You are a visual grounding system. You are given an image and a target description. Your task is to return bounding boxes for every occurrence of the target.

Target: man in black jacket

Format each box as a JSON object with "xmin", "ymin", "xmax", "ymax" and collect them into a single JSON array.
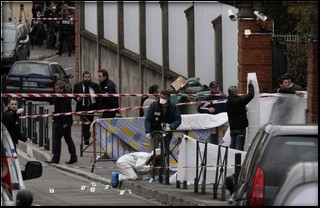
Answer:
[
  {"xmin": 226, "ymin": 80, "xmax": 254, "ymax": 151},
  {"xmin": 144, "ymin": 89, "xmax": 182, "ymax": 152},
  {"xmin": 46, "ymin": 82, "xmax": 77, "ymax": 164},
  {"xmin": 97, "ymin": 69, "xmax": 119, "ymax": 118},
  {"xmin": 73, "ymin": 71, "xmax": 101, "ymax": 145},
  {"xmin": 2, "ymin": 97, "xmax": 30, "ymax": 149}
]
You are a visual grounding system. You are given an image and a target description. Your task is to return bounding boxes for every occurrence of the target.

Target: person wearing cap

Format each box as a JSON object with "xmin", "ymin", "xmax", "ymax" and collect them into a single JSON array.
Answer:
[
  {"xmin": 198, "ymin": 81, "xmax": 227, "ymax": 115},
  {"xmin": 111, "ymin": 149, "xmax": 161, "ymax": 188}
]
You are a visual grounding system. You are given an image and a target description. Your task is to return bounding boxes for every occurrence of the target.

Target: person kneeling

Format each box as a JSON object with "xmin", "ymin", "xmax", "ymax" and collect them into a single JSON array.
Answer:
[{"xmin": 111, "ymin": 149, "xmax": 161, "ymax": 188}]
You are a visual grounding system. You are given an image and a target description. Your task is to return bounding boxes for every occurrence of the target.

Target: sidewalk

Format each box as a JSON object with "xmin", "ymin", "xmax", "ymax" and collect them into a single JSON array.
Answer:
[{"xmin": 17, "ymin": 47, "xmax": 230, "ymax": 206}]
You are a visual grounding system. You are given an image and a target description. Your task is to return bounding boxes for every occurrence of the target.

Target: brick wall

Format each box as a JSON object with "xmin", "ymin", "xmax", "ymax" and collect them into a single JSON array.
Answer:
[
  {"xmin": 307, "ymin": 40, "xmax": 318, "ymax": 124},
  {"xmin": 238, "ymin": 20, "xmax": 274, "ymax": 94}
]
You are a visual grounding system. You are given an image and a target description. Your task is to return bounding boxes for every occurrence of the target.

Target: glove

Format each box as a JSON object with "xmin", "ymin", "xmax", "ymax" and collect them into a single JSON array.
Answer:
[
  {"xmin": 16, "ymin": 108, "xmax": 24, "ymax": 114},
  {"xmin": 145, "ymin": 133, "xmax": 151, "ymax": 140},
  {"xmin": 163, "ymin": 123, "xmax": 171, "ymax": 131}
]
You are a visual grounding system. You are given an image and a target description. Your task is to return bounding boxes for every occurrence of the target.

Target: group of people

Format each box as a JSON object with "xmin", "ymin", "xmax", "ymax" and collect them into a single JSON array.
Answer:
[
  {"xmin": 1, "ymin": 69, "xmax": 305, "ymax": 186},
  {"xmin": 31, "ymin": 1, "xmax": 75, "ymax": 56},
  {"xmin": 46, "ymin": 69, "xmax": 118, "ymax": 164}
]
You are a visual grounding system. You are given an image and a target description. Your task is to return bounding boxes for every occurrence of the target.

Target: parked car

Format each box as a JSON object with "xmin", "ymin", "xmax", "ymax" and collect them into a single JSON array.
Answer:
[
  {"xmin": 1, "ymin": 22, "xmax": 30, "ymax": 75},
  {"xmin": 1, "ymin": 122, "xmax": 43, "ymax": 206},
  {"xmin": 272, "ymin": 161, "xmax": 318, "ymax": 206},
  {"xmin": 5, "ymin": 60, "xmax": 73, "ymax": 104},
  {"xmin": 227, "ymin": 123, "xmax": 318, "ymax": 206}
]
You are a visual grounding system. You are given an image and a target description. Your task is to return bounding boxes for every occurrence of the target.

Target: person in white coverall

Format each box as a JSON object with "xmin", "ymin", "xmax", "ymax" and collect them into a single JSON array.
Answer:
[{"xmin": 111, "ymin": 149, "xmax": 161, "ymax": 188}]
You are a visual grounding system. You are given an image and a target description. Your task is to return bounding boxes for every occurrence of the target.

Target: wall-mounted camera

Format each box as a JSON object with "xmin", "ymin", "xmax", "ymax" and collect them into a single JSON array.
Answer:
[
  {"xmin": 228, "ymin": 9, "xmax": 237, "ymax": 21},
  {"xmin": 254, "ymin": 10, "xmax": 268, "ymax": 21}
]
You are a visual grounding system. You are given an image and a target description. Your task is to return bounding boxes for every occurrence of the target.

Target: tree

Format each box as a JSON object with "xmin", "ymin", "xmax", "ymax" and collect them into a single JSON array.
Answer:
[{"xmin": 256, "ymin": 1, "xmax": 317, "ymax": 88}]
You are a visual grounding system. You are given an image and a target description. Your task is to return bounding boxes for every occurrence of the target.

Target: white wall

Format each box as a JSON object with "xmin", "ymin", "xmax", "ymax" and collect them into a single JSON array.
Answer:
[
  {"xmin": 103, "ymin": 1, "xmax": 118, "ymax": 44},
  {"xmin": 124, "ymin": 1, "xmax": 139, "ymax": 54},
  {"xmin": 168, "ymin": 2, "xmax": 191, "ymax": 78},
  {"xmin": 83, "ymin": 1, "xmax": 238, "ymax": 93},
  {"xmin": 84, "ymin": 1, "xmax": 97, "ymax": 35},
  {"xmin": 145, "ymin": 2, "xmax": 162, "ymax": 66}
]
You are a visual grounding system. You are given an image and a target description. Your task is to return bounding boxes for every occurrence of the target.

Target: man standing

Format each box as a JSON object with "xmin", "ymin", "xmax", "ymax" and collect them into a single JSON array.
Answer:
[
  {"xmin": 97, "ymin": 69, "xmax": 119, "ymax": 118},
  {"xmin": 144, "ymin": 89, "xmax": 182, "ymax": 153},
  {"xmin": 2, "ymin": 97, "xmax": 30, "ymax": 149},
  {"xmin": 226, "ymin": 80, "xmax": 254, "ymax": 151},
  {"xmin": 198, "ymin": 81, "xmax": 227, "ymax": 115},
  {"xmin": 44, "ymin": 5, "xmax": 59, "ymax": 49},
  {"xmin": 142, "ymin": 84, "xmax": 160, "ymax": 116},
  {"xmin": 57, "ymin": 4, "xmax": 73, "ymax": 56},
  {"xmin": 73, "ymin": 71, "xmax": 101, "ymax": 145},
  {"xmin": 46, "ymin": 82, "xmax": 77, "ymax": 164}
]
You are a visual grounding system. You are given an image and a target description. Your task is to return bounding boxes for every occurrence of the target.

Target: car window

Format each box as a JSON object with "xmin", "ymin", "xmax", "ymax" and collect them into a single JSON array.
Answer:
[
  {"xmin": 52, "ymin": 64, "xmax": 67, "ymax": 79},
  {"xmin": 2, "ymin": 29, "xmax": 17, "ymax": 43},
  {"xmin": 238, "ymin": 130, "xmax": 268, "ymax": 183},
  {"xmin": 261, "ymin": 136, "xmax": 318, "ymax": 186},
  {"xmin": 10, "ymin": 63, "xmax": 50, "ymax": 76}
]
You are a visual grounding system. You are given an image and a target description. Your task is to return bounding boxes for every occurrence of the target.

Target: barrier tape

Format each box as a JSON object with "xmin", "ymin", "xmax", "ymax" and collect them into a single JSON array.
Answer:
[
  {"xmin": 18, "ymin": 99, "xmax": 227, "ymax": 120},
  {"xmin": 9, "ymin": 17, "xmax": 73, "ymax": 21},
  {"xmin": 2, "ymin": 93, "xmax": 224, "ymax": 98}
]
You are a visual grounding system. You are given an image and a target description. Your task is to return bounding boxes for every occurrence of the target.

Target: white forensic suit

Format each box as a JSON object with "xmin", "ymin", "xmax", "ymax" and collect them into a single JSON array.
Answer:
[{"xmin": 116, "ymin": 149, "xmax": 161, "ymax": 182}]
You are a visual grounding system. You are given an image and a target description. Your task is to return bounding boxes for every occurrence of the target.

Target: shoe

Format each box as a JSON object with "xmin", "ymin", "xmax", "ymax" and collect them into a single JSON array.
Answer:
[
  {"xmin": 68, "ymin": 52, "xmax": 71, "ymax": 57},
  {"xmin": 65, "ymin": 159, "xmax": 77, "ymax": 164},
  {"xmin": 84, "ymin": 140, "xmax": 89, "ymax": 145},
  {"xmin": 111, "ymin": 172, "xmax": 119, "ymax": 188},
  {"xmin": 46, "ymin": 160, "xmax": 59, "ymax": 164}
]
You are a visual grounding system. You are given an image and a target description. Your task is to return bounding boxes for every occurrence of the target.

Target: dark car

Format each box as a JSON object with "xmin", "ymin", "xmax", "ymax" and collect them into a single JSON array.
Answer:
[
  {"xmin": 1, "ymin": 122, "xmax": 43, "ymax": 206},
  {"xmin": 272, "ymin": 161, "xmax": 318, "ymax": 206},
  {"xmin": 1, "ymin": 22, "xmax": 30, "ymax": 75},
  {"xmin": 227, "ymin": 124, "xmax": 318, "ymax": 206},
  {"xmin": 5, "ymin": 60, "xmax": 73, "ymax": 104}
]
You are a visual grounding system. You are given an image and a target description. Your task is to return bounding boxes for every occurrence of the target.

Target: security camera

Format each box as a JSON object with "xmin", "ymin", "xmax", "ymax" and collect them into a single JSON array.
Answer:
[
  {"xmin": 254, "ymin": 10, "xmax": 268, "ymax": 21},
  {"xmin": 228, "ymin": 9, "xmax": 237, "ymax": 21}
]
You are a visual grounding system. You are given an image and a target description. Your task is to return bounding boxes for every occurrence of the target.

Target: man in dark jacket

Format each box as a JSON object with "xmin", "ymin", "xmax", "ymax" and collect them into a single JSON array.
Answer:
[
  {"xmin": 73, "ymin": 71, "xmax": 101, "ymax": 145},
  {"xmin": 198, "ymin": 81, "xmax": 227, "ymax": 115},
  {"xmin": 97, "ymin": 69, "xmax": 119, "ymax": 118},
  {"xmin": 144, "ymin": 89, "xmax": 182, "ymax": 152},
  {"xmin": 46, "ymin": 82, "xmax": 77, "ymax": 164},
  {"xmin": 57, "ymin": 5, "xmax": 73, "ymax": 56},
  {"xmin": 226, "ymin": 80, "xmax": 254, "ymax": 151},
  {"xmin": 2, "ymin": 97, "xmax": 29, "ymax": 149},
  {"xmin": 44, "ymin": 5, "xmax": 59, "ymax": 49}
]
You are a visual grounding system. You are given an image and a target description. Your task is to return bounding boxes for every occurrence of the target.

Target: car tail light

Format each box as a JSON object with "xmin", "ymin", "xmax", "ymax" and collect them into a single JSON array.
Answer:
[
  {"xmin": 249, "ymin": 167, "xmax": 264, "ymax": 206},
  {"xmin": 1, "ymin": 157, "xmax": 12, "ymax": 194},
  {"xmin": 6, "ymin": 79, "xmax": 13, "ymax": 86},
  {"xmin": 47, "ymin": 80, "xmax": 54, "ymax": 87}
]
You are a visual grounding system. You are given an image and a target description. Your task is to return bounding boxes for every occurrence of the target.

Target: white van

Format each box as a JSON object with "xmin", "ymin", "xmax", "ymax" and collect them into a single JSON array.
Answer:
[{"xmin": 1, "ymin": 122, "xmax": 42, "ymax": 206}]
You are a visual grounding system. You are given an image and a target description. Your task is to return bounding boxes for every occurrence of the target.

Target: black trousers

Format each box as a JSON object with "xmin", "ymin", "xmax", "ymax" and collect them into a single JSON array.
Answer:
[
  {"xmin": 52, "ymin": 123, "xmax": 77, "ymax": 162},
  {"xmin": 80, "ymin": 113, "xmax": 94, "ymax": 141}
]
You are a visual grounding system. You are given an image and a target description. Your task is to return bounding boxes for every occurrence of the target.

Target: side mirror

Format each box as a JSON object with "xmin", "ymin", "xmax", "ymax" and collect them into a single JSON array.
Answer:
[{"xmin": 22, "ymin": 161, "xmax": 43, "ymax": 180}]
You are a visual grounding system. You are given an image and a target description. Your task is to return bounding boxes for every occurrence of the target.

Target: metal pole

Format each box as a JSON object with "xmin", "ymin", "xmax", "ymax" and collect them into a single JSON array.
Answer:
[{"xmin": 39, "ymin": 106, "xmax": 44, "ymax": 147}]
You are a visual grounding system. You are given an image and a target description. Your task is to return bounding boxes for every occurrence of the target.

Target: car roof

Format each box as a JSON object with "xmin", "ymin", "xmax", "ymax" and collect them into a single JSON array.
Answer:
[
  {"xmin": 273, "ymin": 161, "xmax": 318, "ymax": 206},
  {"xmin": 262, "ymin": 123, "xmax": 318, "ymax": 136},
  {"xmin": 14, "ymin": 60, "xmax": 58, "ymax": 65}
]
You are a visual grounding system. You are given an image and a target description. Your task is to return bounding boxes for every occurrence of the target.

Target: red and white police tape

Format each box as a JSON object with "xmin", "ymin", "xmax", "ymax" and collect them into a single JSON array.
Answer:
[
  {"xmin": 18, "ymin": 99, "xmax": 227, "ymax": 120},
  {"xmin": 2, "ymin": 93, "xmax": 221, "ymax": 98}
]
